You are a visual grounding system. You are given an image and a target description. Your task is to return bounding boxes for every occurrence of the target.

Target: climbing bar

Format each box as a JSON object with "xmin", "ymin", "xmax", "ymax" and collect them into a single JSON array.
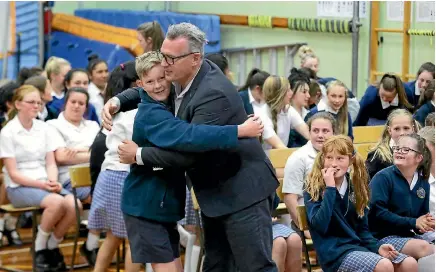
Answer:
[
  {"xmin": 407, "ymin": 29, "xmax": 435, "ymax": 36},
  {"xmin": 288, "ymin": 18, "xmax": 351, "ymax": 34},
  {"xmin": 247, "ymin": 15, "xmax": 273, "ymax": 28}
]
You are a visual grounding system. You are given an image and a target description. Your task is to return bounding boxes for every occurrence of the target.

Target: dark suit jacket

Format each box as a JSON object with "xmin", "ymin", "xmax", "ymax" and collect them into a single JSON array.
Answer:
[{"xmin": 116, "ymin": 60, "xmax": 279, "ymax": 217}]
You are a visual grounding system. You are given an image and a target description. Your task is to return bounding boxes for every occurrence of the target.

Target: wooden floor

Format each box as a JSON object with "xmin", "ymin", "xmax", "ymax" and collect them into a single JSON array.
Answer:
[{"xmin": 0, "ymin": 229, "xmax": 321, "ymax": 272}]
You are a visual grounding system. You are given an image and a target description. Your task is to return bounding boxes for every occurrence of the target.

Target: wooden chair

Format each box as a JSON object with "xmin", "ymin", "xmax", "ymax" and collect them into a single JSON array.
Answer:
[
  {"xmin": 268, "ymin": 148, "xmax": 298, "ymax": 199},
  {"xmin": 354, "ymin": 143, "xmax": 376, "ymax": 160},
  {"xmin": 0, "ymin": 159, "xmax": 43, "ymax": 272},
  {"xmin": 69, "ymin": 163, "xmax": 93, "ymax": 271},
  {"xmin": 296, "ymin": 205, "xmax": 315, "ymax": 272},
  {"xmin": 353, "ymin": 126, "xmax": 384, "ymax": 144}
]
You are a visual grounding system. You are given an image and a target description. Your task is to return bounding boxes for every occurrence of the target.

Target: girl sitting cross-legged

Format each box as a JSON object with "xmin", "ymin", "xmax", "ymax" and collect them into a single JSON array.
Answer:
[{"xmin": 304, "ymin": 135, "xmax": 418, "ymax": 272}]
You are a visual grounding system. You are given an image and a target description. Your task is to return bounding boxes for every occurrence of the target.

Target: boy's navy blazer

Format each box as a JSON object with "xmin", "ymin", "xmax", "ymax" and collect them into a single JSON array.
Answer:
[{"xmin": 116, "ymin": 60, "xmax": 279, "ymax": 217}]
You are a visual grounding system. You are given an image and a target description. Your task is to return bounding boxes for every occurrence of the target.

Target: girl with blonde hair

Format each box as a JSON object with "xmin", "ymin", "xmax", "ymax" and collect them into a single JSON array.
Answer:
[
  {"xmin": 45, "ymin": 56, "xmax": 71, "ymax": 104},
  {"xmin": 305, "ymin": 80, "xmax": 353, "ymax": 139},
  {"xmin": 260, "ymin": 75, "xmax": 310, "ymax": 150},
  {"xmin": 304, "ymin": 135, "xmax": 417, "ymax": 272},
  {"xmin": 366, "ymin": 109, "xmax": 420, "ymax": 179}
]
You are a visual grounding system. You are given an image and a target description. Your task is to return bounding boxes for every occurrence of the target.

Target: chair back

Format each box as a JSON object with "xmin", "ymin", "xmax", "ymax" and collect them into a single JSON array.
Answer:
[
  {"xmin": 69, "ymin": 163, "xmax": 92, "ymax": 188},
  {"xmin": 268, "ymin": 148, "xmax": 298, "ymax": 199},
  {"xmin": 296, "ymin": 205, "xmax": 309, "ymax": 231}
]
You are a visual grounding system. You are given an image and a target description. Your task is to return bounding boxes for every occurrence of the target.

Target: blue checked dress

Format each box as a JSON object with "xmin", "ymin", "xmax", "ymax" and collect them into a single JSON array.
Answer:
[{"xmin": 88, "ymin": 170, "xmax": 129, "ymax": 238}]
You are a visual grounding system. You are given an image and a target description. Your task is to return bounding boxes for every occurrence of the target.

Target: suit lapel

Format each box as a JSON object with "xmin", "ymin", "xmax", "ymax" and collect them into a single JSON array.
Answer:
[{"xmin": 176, "ymin": 61, "xmax": 210, "ymax": 118}]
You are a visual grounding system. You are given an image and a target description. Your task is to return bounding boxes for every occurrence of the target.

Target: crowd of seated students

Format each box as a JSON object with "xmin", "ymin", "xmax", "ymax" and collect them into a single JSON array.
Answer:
[{"xmin": 0, "ymin": 36, "xmax": 433, "ymax": 272}]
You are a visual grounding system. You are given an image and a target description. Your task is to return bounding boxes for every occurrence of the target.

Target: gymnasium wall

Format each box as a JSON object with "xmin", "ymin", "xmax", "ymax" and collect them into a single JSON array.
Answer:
[{"xmin": 53, "ymin": 1, "xmax": 435, "ymax": 98}]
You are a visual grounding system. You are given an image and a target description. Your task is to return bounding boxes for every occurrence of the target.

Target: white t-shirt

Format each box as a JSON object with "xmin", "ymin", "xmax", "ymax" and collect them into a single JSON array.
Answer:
[
  {"xmin": 260, "ymin": 104, "xmax": 305, "ymax": 151},
  {"xmin": 101, "ymin": 109, "xmax": 137, "ymax": 172},
  {"xmin": 282, "ymin": 141, "xmax": 318, "ymax": 205},
  {"xmin": 47, "ymin": 113, "xmax": 100, "ymax": 184},
  {"xmin": 0, "ymin": 117, "xmax": 57, "ymax": 188},
  {"xmin": 88, "ymin": 82, "xmax": 104, "ymax": 123}
]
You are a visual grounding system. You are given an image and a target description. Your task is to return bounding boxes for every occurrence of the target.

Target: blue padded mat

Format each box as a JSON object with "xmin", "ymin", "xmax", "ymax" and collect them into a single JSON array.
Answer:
[
  {"xmin": 74, "ymin": 10, "xmax": 221, "ymax": 54},
  {"xmin": 50, "ymin": 31, "xmax": 134, "ymax": 71}
]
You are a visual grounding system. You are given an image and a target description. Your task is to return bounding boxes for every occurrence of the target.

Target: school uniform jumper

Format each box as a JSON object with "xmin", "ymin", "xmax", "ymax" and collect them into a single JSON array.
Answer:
[
  {"xmin": 403, "ymin": 80, "xmax": 420, "ymax": 108},
  {"xmin": 368, "ymin": 165, "xmax": 430, "ymax": 240},
  {"xmin": 353, "ymin": 85, "xmax": 415, "ymax": 126},
  {"xmin": 304, "ymin": 175, "xmax": 382, "ymax": 272},
  {"xmin": 414, "ymin": 101, "xmax": 435, "ymax": 126}
]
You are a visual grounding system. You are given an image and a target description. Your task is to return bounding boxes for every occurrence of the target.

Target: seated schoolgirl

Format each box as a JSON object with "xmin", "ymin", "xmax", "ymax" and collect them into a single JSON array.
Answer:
[
  {"xmin": 366, "ymin": 109, "xmax": 419, "ymax": 179},
  {"xmin": 304, "ymin": 135, "xmax": 417, "ymax": 272},
  {"xmin": 0, "ymin": 85, "xmax": 81, "ymax": 271},
  {"xmin": 238, "ymin": 68, "xmax": 270, "ymax": 116},
  {"xmin": 24, "ymin": 75, "xmax": 58, "ymax": 122},
  {"xmin": 414, "ymin": 79, "xmax": 435, "ymax": 126},
  {"xmin": 404, "ymin": 62, "xmax": 434, "ymax": 107},
  {"xmin": 369, "ymin": 133, "xmax": 435, "ymax": 260},
  {"xmin": 45, "ymin": 57, "xmax": 71, "ymax": 107},
  {"xmin": 305, "ymin": 80, "xmax": 353, "ymax": 140},
  {"xmin": 87, "ymin": 55, "xmax": 109, "ymax": 123},
  {"xmin": 260, "ymin": 75, "xmax": 310, "ymax": 150},
  {"xmin": 354, "ymin": 74, "xmax": 414, "ymax": 126},
  {"xmin": 417, "ymin": 127, "xmax": 435, "ymax": 217}
]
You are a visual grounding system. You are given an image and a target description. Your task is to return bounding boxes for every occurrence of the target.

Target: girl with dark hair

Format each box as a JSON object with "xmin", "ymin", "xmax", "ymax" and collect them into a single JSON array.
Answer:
[
  {"xmin": 238, "ymin": 68, "xmax": 270, "ymax": 116},
  {"xmin": 354, "ymin": 74, "xmax": 415, "ymax": 126},
  {"xmin": 87, "ymin": 55, "xmax": 109, "ymax": 123},
  {"xmin": 287, "ymin": 68, "xmax": 311, "ymax": 147},
  {"xmin": 17, "ymin": 66, "xmax": 44, "ymax": 86},
  {"xmin": 305, "ymin": 135, "xmax": 417, "ymax": 272},
  {"xmin": 0, "ymin": 81, "xmax": 19, "ymax": 127},
  {"xmin": 85, "ymin": 61, "xmax": 140, "ymax": 267},
  {"xmin": 404, "ymin": 62, "xmax": 435, "ymax": 107},
  {"xmin": 49, "ymin": 69, "xmax": 100, "ymax": 124},
  {"xmin": 369, "ymin": 134, "xmax": 435, "ymax": 261},
  {"xmin": 136, "ymin": 21, "xmax": 165, "ymax": 52},
  {"xmin": 205, "ymin": 53, "xmax": 232, "ymax": 80},
  {"xmin": 414, "ymin": 79, "xmax": 435, "ymax": 126}
]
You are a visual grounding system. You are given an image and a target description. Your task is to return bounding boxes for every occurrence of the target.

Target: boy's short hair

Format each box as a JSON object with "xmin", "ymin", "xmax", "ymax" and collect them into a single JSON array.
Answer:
[{"xmin": 135, "ymin": 51, "xmax": 163, "ymax": 79}]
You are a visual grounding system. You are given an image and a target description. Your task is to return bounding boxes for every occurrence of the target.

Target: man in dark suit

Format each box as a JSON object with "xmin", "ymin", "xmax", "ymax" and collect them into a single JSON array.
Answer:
[{"xmin": 103, "ymin": 22, "xmax": 279, "ymax": 272}]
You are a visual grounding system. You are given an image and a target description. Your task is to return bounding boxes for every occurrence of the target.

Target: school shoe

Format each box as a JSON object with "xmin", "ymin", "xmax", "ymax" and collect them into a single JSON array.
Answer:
[
  {"xmin": 4, "ymin": 229, "xmax": 23, "ymax": 246},
  {"xmin": 50, "ymin": 248, "xmax": 67, "ymax": 271},
  {"xmin": 34, "ymin": 249, "xmax": 52, "ymax": 272},
  {"xmin": 79, "ymin": 243, "xmax": 98, "ymax": 266}
]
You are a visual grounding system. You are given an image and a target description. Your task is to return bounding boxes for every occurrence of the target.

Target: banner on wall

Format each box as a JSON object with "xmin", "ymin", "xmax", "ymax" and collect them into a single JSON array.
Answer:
[
  {"xmin": 416, "ymin": 1, "xmax": 435, "ymax": 22},
  {"xmin": 316, "ymin": 1, "xmax": 368, "ymax": 18},
  {"xmin": 387, "ymin": 1, "xmax": 435, "ymax": 22}
]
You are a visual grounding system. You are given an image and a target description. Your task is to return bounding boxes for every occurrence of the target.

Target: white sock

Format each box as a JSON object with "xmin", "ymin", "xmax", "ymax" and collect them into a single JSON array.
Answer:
[
  {"xmin": 86, "ymin": 232, "xmax": 99, "ymax": 251},
  {"xmin": 190, "ymin": 245, "xmax": 201, "ymax": 272},
  {"xmin": 0, "ymin": 218, "xmax": 4, "ymax": 240},
  {"xmin": 4, "ymin": 215, "xmax": 18, "ymax": 231},
  {"xmin": 47, "ymin": 233, "xmax": 63, "ymax": 249},
  {"xmin": 35, "ymin": 226, "xmax": 50, "ymax": 252}
]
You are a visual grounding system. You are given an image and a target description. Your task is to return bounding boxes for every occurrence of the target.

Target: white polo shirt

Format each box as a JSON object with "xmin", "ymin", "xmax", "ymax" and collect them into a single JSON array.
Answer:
[
  {"xmin": 282, "ymin": 141, "xmax": 318, "ymax": 204},
  {"xmin": 0, "ymin": 116, "xmax": 57, "ymax": 188},
  {"xmin": 260, "ymin": 104, "xmax": 305, "ymax": 151},
  {"xmin": 47, "ymin": 112, "xmax": 100, "ymax": 184},
  {"xmin": 248, "ymin": 88, "xmax": 265, "ymax": 116},
  {"xmin": 429, "ymin": 174, "xmax": 435, "ymax": 216},
  {"xmin": 88, "ymin": 82, "xmax": 104, "ymax": 124},
  {"xmin": 101, "ymin": 109, "xmax": 137, "ymax": 172}
]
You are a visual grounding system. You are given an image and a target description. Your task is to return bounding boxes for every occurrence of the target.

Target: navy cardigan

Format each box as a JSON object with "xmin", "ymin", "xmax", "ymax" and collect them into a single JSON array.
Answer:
[
  {"xmin": 304, "ymin": 175, "xmax": 380, "ymax": 272},
  {"xmin": 414, "ymin": 101, "xmax": 435, "ymax": 126},
  {"xmin": 368, "ymin": 165, "xmax": 430, "ymax": 239},
  {"xmin": 353, "ymin": 85, "xmax": 415, "ymax": 126},
  {"xmin": 238, "ymin": 89, "xmax": 254, "ymax": 116}
]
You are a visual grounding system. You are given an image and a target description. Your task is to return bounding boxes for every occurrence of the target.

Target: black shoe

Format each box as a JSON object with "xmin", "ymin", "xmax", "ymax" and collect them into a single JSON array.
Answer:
[
  {"xmin": 35, "ymin": 249, "xmax": 52, "ymax": 272},
  {"xmin": 79, "ymin": 243, "xmax": 98, "ymax": 266},
  {"xmin": 4, "ymin": 229, "xmax": 23, "ymax": 246},
  {"xmin": 18, "ymin": 213, "xmax": 33, "ymax": 229},
  {"xmin": 49, "ymin": 248, "xmax": 67, "ymax": 271}
]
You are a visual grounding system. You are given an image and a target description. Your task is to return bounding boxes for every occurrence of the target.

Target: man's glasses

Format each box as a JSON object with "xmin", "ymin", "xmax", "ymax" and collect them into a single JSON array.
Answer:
[
  {"xmin": 392, "ymin": 146, "xmax": 421, "ymax": 154},
  {"xmin": 161, "ymin": 52, "xmax": 199, "ymax": 65}
]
